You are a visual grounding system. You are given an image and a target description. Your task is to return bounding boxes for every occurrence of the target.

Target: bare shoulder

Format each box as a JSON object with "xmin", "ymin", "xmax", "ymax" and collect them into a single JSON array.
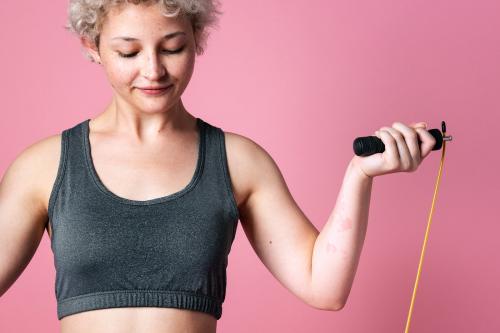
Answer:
[
  {"xmin": 1, "ymin": 132, "xmax": 63, "ymax": 214},
  {"xmin": 222, "ymin": 130, "xmax": 283, "ymax": 210},
  {"xmin": 0, "ymin": 133, "xmax": 62, "ymax": 294}
]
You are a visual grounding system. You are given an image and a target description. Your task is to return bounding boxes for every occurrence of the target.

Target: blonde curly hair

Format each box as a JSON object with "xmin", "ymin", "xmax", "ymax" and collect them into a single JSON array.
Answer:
[{"xmin": 65, "ymin": 0, "xmax": 223, "ymax": 62}]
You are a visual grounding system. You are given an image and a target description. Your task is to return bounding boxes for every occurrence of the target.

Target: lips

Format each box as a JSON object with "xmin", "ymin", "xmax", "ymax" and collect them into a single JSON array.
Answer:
[
  {"xmin": 137, "ymin": 84, "xmax": 173, "ymax": 96},
  {"xmin": 139, "ymin": 84, "xmax": 172, "ymax": 90}
]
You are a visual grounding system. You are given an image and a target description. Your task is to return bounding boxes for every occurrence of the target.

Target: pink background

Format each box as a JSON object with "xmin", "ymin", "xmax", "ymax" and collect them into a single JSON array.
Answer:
[{"xmin": 1, "ymin": 0, "xmax": 498, "ymax": 332}]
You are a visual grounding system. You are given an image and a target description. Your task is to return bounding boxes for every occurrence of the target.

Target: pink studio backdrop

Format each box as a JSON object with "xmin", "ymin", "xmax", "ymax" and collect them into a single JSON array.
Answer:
[{"xmin": 1, "ymin": 0, "xmax": 498, "ymax": 332}]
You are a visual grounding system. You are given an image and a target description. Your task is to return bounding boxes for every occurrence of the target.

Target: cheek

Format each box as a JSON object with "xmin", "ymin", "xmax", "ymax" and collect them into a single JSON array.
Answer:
[
  {"xmin": 169, "ymin": 54, "xmax": 196, "ymax": 80},
  {"xmin": 105, "ymin": 64, "xmax": 136, "ymax": 87}
]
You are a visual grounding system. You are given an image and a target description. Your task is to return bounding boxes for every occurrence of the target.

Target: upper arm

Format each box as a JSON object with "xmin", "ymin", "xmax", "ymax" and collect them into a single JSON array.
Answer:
[
  {"xmin": 225, "ymin": 132, "xmax": 321, "ymax": 308},
  {"xmin": 0, "ymin": 134, "xmax": 61, "ymax": 297}
]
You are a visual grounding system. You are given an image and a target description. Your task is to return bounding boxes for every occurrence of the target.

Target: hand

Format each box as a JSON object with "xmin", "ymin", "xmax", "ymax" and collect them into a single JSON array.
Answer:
[{"xmin": 351, "ymin": 121, "xmax": 437, "ymax": 179}]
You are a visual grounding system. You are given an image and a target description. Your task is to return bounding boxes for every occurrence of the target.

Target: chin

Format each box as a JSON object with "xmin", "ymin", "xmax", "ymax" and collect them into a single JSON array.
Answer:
[
  {"xmin": 137, "ymin": 99, "xmax": 178, "ymax": 112},
  {"xmin": 132, "ymin": 94, "xmax": 174, "ymax": 108}
]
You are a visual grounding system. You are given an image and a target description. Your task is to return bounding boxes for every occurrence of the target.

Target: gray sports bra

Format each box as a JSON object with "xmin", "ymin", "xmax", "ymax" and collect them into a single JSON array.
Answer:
[{"xmin": 47, "ymin": 117, "xmax": 239, "ymax": 320}]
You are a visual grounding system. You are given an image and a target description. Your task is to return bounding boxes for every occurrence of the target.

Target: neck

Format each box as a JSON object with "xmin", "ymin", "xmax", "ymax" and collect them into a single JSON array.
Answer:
[{"xmin": 93, "ymin": 97, "xmax": 195, "ymax": 142}]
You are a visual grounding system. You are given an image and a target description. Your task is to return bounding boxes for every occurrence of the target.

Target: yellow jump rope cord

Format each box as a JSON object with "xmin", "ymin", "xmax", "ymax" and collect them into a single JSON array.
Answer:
[{"xmin": 404, "ymin": 130, "xmax": 448, "ymax": 333}]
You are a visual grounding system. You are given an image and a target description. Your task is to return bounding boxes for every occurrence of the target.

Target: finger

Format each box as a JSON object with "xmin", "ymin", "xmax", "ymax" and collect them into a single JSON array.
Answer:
[
  {"xmin": 392, "ymin": 122, "xmax": 422, "ymax": 166},
  {"xmin": 380, "ymin": 126, "xmax": 413, "ymax": 171},
  {"xmin": 409, "ymin": 121, "xmax": 428, "ymax": 129},
  {"xmin": 407, "ymin": 121, "xmax": 435, "ymax": 159},
  {"xmin": 415, "ymin": 128, "xmax": 437, "ymax": 159},
  {"xmin": 377, "ymin": 129, "xmax": 400, "ymax": 171}
]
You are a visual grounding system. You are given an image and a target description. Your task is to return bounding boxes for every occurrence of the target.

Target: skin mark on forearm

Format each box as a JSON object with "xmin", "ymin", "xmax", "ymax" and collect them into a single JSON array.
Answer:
[
  {"xmin": 325, "ymin": 198, "xmax": 353, "ymax": 256},
  {"xmin": 326, "ymin": 241, "xmax": 338, "ymax": 253}
]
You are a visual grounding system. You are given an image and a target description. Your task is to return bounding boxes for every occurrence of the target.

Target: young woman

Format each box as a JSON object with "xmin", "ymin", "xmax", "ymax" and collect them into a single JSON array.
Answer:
[{"xmin": 0, "ymin": 0, "xmax": 436, "ymax": 332}]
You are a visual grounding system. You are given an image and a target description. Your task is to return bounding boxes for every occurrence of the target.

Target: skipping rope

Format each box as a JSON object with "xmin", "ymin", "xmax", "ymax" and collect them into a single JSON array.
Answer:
[{"xmin": 353, "ymin": 121, "xmax": 452, "ymax": 332}]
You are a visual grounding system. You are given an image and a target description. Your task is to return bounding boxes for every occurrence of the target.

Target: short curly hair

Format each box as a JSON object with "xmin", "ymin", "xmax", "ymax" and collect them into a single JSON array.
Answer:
[{"xmin": 65, "ymin": 0, "xmax": 223, "ymax": 62}]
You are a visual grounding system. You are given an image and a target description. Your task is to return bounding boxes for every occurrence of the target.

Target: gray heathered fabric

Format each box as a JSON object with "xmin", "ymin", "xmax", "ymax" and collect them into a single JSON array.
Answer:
[{"xmin": 47, "ymin": 117, "xmax": 239, "ymax": 320}]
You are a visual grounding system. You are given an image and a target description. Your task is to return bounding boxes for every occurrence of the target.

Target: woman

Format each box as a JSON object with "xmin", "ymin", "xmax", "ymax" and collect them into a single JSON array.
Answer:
[{"xmin": 0, "ymin": 0, "xmax": 436, "ymax": 332}]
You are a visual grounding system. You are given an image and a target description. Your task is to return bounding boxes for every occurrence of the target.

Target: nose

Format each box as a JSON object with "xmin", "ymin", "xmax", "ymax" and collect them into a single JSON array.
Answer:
[{"xmin": 141, "ymin": 51, "xmax": 166, "ymax": 81}]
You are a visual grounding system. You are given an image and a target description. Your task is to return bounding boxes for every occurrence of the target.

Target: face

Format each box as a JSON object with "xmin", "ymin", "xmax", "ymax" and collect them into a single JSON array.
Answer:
[{"xmin": 82, "ymin": 3, "xmax": 196, "ymax": 115}]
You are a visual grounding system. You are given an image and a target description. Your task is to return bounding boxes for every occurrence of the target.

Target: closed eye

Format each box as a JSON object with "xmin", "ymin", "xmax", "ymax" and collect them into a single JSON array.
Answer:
[{"xmin": 118, "ymin": 46, "xmax": 185, "ymax": 58}]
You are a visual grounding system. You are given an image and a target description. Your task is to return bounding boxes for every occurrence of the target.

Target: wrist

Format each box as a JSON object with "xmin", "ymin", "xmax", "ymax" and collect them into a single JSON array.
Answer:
[{"xmin": 348, "ymin": 157, "xmax": 374, "ymax": 182}]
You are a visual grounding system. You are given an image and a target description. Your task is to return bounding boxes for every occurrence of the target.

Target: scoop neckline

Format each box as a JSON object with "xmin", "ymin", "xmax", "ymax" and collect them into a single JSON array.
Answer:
[{"xmin": 82, "ymin": 117, "xmax": 206, "ymax": 206}]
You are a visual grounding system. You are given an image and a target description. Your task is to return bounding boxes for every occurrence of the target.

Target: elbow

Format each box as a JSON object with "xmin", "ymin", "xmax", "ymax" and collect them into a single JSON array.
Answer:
[
  {"xmin": 320, "ymin": 301, "xmax": 345, "ymax": 312},
  {"xmin": 333, "ymin": 300, "xmax": 346, "ymax": 311},
  {"xmin": 307, "ymin": 295, "xmax": 346, "ymax": 312}
]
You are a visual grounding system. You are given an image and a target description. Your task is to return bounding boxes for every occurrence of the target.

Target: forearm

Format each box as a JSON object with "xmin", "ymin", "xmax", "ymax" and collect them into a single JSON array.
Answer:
[{"xmin": 310, "ymin": 157, "xmax": 373, "ymax": 310}]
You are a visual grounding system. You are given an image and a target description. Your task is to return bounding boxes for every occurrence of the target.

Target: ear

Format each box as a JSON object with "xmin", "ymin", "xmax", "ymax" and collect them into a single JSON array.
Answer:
[{"xmin": 80, "ymin": 36, "xmax": 101, "ymax": 63}]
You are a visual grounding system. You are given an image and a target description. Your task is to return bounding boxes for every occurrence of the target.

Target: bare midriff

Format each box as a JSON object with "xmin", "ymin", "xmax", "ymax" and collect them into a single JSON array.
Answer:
[{"xmin": 60, "ymin": 307, "xmax": 217, "ymax": 333}]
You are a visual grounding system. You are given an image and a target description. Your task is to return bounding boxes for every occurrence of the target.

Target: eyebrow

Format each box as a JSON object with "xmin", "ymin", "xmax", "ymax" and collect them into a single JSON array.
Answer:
[{"xmin": 111, "ymin": 31, "xmax": 186, "ymax": 41}]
